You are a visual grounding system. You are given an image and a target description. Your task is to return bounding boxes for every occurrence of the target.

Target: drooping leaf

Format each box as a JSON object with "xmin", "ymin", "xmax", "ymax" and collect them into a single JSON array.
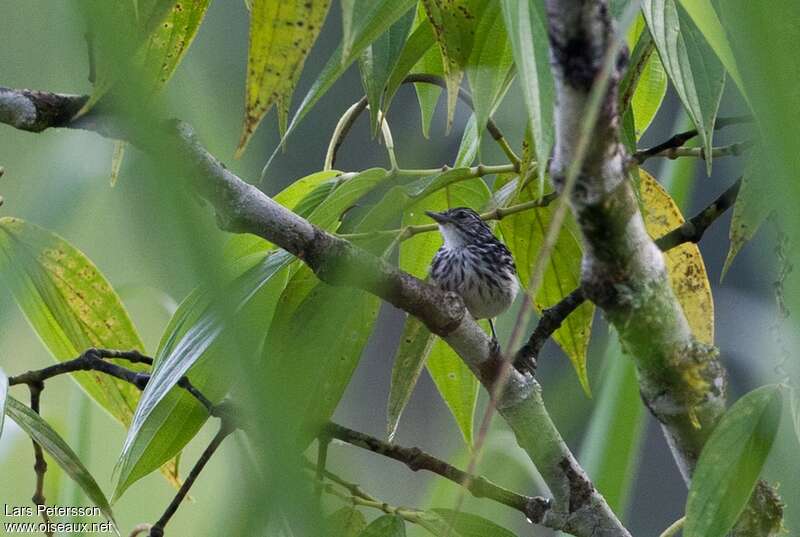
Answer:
[
  {"xmin": 115, "ymin": 251, "xmax": 292, "ymax": 498},
  {"xmin": 501, "ymin": 0, "xmax": 554, "ymax": 185},
  {"xmin": 340, "ymin": 0, "xmax": 356, "ymax": 60},
  {"xmin": 638, "ymin": 169, "xmax": 714, "ymax": 344},
  {"xmin": 263, "ymin": 0, "xmax": 417, "ymax": 174},
  {"xmin": 464, "ymin": 0, "xmax": 513, "ymax": 141},
  {"xmin": 684, "ymin": 385, "xmax": 783, "ymax": 537},
  {"xmin": 426, "ymin": 337, "xmax": 479, "ymax": 445},
  {"xmin": 792, "ymin": 387, "xmax": 800, "ymax": 449},
  {"xmin": 237, "ymin": 0, "xmax": 333, "ymax": 155},
  {"xmin": 454, "ymin": 115, "xmax": 479, "ymax": 168},
  {"xmin": 359, "ymin": 8, "xmax": 415, "ymax": 134},
  {"xmin": 421, "ymin": 0, "xmax": 493, "ymax": 131},
  {"xmin": 6, "ymin": 396, "xmax": 116, "ymax": 527},
  {"xmin": 409, "ymin": 6, "xmax": 445, "ymax": 139},
  {"xmin": 499, "ymin": 185, "xmax": 594, "ymax": 394},
  {"xmin": 383, "ymin": 18, "xmax": 437, "ymax": 114},
  {"xmin": 431, "ymin": 509, "xmax": 517, "ymax": 537},
  {"xmin": 723, "ymin": 153, "xmax": 776, "ymax": 278},
  {"xmin": 0, "ymin": 218, "xmax": 147, "ymax": 426},
  {"xmin": 358, "ymin": 515, "xmax": 406, "ymax": 537},
  {"xmin": 326, "ymin": 506, "xmax": 368, "ymax": 537},
  {"xmin": 0, "ymin": 368, "xmax": 7, "ymax": 441},
  {"xmin": 642, "ymin": 0, "xmax": 725, "ymax": 174},
  {"xmin": 625, "ymin": 14, "xmax": 667, "ymax": 140},
  {"xmin": 110, "ymin": 141, "xmax": 126, "ymax": 187},
  {"xmin": 387, "ymin": 316, "xmax": 435, "ymax": 440},
  {"xmin": 578, "ymin": 332, "xmax": 645, "ymax": 514},
  {"xmin": 264, "ymin": 278, "xmax": 380, "ymax": 445}
]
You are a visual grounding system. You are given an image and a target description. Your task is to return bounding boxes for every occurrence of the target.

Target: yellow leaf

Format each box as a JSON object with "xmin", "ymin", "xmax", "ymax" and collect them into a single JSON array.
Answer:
[
  {"xmin": 237, "ymin": 0, "xmax": 332, "ymax": 156},
  {"xmin": 639, "ymin": 169, "xmax": 714, "ymax": 345}
]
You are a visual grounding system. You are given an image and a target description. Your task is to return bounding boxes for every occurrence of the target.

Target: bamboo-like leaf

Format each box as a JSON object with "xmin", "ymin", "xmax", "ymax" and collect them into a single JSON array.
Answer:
[
  {"xmin": 359, "ymin": 9, "xmax": 415, "ymax": 134},
  {"xmin": 426, "ymin": 337, "xmax": 479, "ymax": 445},
  {"xmin": 626, "ymin": 15, "xmax": 667, "ymax": 140},
  {"xmin": 501, "ymin": 0, "xmax": 554, "ymax": 184},
  {"xmin": 6, "ymin": 396, "xmax": 116, "ymax": 528},
  {"xmin": 499, "ymin": 185, "xmax": 595, "ymax": 395},
  {"xmin": 326, "ymin": 506, "xmax": 367, "ymax": 537},
  {"xmin": 464, "ymin": 1, "xmax": 513, "ymax": 139},
  {"xmin": 263, "ymin": 0, "xmax": 417, "ymax": 173},
  {"xmin": 384, "ymin": 17, "xmax": 436, "ymax": 115},
  {"xmin": 723, "ymin": 154, "xmax": 775, "ymax": 277},
  {"xmin": 454, "ymin": 115, "xmax": 479, "ymax": 168},
  {"xmin": 431, "ymin": 509, "xmax": 517, "ymax": 537},
  {"xmin": 340, "ymin": 0, "xmax": 356, "ymax": 61},
  {"xmin": 792, "ymin": 387, "xmax": 800, "ymax": 448},
  {"xmin": 638, "ymin": 169, "xmax": 714, "ymax": 344},
  {"xmin": 115, "ymin": 250, "xmax": 291, "ymax": 498},
  {"xmin": 110, "ymin": 141, "xmax": 126, "ymax": 187},
  {"xmin": 642, "ymin": 0, "xmax": 725, "ymax": 174},
  {"xmin": 684, "ymin": 385, "xmax": 783, "ymax": 537},
  {"xmin": 358, "ymin": 515, "xmax": 406, "ymax": 537},
  {"xmin": 0, "ymin": 368, "xmax": 7, "ymax": 441},
  {"xmin": 387, "ymin": 316, "xmax": 435, "ymax": 440},
  {"xmin": 237, "ymin": 0, "xmax": 333, "ymax": 155}
]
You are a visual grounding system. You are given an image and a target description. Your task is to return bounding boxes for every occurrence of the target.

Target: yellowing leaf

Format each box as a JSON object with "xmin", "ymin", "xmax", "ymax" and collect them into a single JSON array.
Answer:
[
  {"xmin": 639, "ymin": 169, "xmax": 714, "ymax": 344},
  {"xmin": 237, "ymin": 0, "xmax": 332, "ymax": 156}
]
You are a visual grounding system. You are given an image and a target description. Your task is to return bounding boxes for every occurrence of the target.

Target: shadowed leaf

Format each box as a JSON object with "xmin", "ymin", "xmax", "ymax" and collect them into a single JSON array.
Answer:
[
  {"xmin": 431, "ymin": 509, "xmax": 517, "ymax": 537},
  {"xmin": 0, "ymin": 369, "xmax": 7, "ymax": 441},
  {"xmin": 326, "ymin": 506, "xmax": 367, "ymax": 536},
  {"xmin": 359, "ymin": 515, "xmax": 405, "ymax": 537}
]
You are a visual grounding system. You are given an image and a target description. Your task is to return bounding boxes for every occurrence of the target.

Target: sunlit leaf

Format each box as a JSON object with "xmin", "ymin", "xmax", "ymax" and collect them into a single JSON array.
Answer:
[
  {"xmin": 499, "ymin": 185, "xmax": 594, "ymax": 394},
  {"xmin": 642, "ymin": 0, "xmax": 725, "ymax": 174},
  {"xmin": 684, "ymin": 385, "xmax": 783, "ymax": 537},
  {"xmin": 359, "ymin": 515, "xmax": 405, "ymax": 537},
  {"xmin": 116, "ymin": 250, "xmax": 292, "ymax": 498},
  {"xmin": 0, "ymin": 369, "xmax": 7, "ymax": 441},
  {"xmin": 387, "ymin": 316, "xmax": 435, "ymax": 440},
  {"xmin": 359, "ymin": 8, "xmax": 415, "ymax": 134},
  {"xmin": 625, "ymin": 15, "xmax": 667, "ymax": 140},
  {"xmin": 638, "ymin": 170, "xmax": 714, "ymax": 344},
  {"xmin": 326, "ymin": 506, "xmax": 367, "ymax": 537},
  {"xmin": 237, "ymin": 0, "xmax": 333, "ymax": 155},
  {"xmin": 6, "ymin": 396, "xmax": 116, "ymax": 528},
  {"xmin": 431, "ymin": 509, "xmax": 517, "ymax": 537},
  {"xmin": 501, "ymin": 0, "xmax": 554, "ymax": 184}
]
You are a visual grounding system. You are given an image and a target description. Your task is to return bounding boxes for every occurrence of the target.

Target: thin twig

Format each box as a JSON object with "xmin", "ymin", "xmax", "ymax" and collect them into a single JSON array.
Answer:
[
  {"xmin": 635, "ymin": 141, "xmax": 753, "ymax": 164},
  {"xmin": 633, "ymin": 115, "xmax": 753, "ymax": 163},
  {"xmin": 324, "ymin": 423, "xmax": 552, "ymax": 525},
  {"xmin": 658, "ymin": 516, "xmax": 686, "ymax": 537},
  {"xmin": 148, "ymin": 421, "xmax": 235, "ymax": 537},
  {"xmin": 129, "ymin": 524, "xmax": 153, "ymax": 537},
  {"xmin": 27, "ymin": 381, "xmax": 53, "ymax": 536}
]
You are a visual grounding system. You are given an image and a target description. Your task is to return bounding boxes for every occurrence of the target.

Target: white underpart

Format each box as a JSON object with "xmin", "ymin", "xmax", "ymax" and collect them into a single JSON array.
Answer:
[{"xmin": 437, "ymin": 222, "xmax": 468, "ymax": 248}]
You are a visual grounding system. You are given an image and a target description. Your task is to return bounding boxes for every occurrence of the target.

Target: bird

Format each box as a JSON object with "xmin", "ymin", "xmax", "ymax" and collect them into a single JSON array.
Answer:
[{"xmin": 426, "ymin": 207, "xmax": 519, "ymax": 340}]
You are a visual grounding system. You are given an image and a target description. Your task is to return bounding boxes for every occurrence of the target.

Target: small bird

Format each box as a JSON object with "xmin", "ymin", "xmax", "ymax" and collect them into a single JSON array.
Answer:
[{"xmin": 426, "ymin": 207, "xmax": 519, "ymax": 339}]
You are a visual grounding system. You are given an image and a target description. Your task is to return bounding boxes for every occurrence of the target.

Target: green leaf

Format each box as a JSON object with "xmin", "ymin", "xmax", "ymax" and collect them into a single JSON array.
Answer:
[
  {"xmin": 410, "ymin": 6, "xmax": 445, "ymax": 139},
  {"xmin": 387, "ymin": 316, "xmax": 435, "ymax": 440},
  {"xmin": 426, "ymin": 337, "xmax": 479, "ymax": 446},
  {"xmin": 642, "ymin": 0, "xmax": 725, "ymax": 174},
  {"xmin": 358, "ymin": 515, "xmax": 405, "ymax": 537},
  {"xmin": 498, "ymin": 186, "xmax": 594, "ymax": 394},
  {"xmin": 792, "ymin": 387, "xmax": 800, "ymax": 449},
  {"xmin": 626, "ymin": 15, "xmax": 667, "ymax": 140},
  {"xmin": 501, "ymin": 0, "xmax": 554, "ymax": 184},
  {"xmin": 684, "ymin": 385, "xmax": 783, "ymax": 537},
  {"xmin": 341, "ymin": 0, "xmax": 356, "ymax": 60},
  {"xmin": 723, "ymin": 153, "xmax": 776, "ymax": 277},
  {"xmin": 237, "ymin": 0, "xmax": 333, "ymax": 155},
  {"xmin": 0, "ymin": 218, "xmax": 147, "ymax": 426},
  {"xmin": 359, "ymin": 8, "xmax": 415, "ymax": 134},
  {"xmin": 306, "ymin": 169, "xmax": 391, "ymax": 231},
  {"xmin": 265, "ymin": 277, "xmax": 381, "ymax": 444},
  {"xmin": 675, "ymin": 0, "xmax": 743, "ymax": 93},
  {"xmin": 431, "ymin": 509, "xmax": 517, "ymax": 537},
  {"xmin": 115, "ymin": 251, "xmax": 291, "ymax": 498},
  {"xmin": 326, "ymin": 506, "xmax": 368, "ymax": 537},
  {"xmin": 421, "ymin": 0, "xmax": 493, "ymax": 131},
  {"xmin": 264, "ymin": 0, "xmax": 417, "ymax": 173},
  {"xmin": 454, "ymin": 115, "xmax": 479, "ymax": 168},
  {"xmin": 384, "ymin": 18, "xmax": 436, "ymax": 115},
  {"xmin": 464, "ymin": 1, "xmax": 513, "ymax": 140},
  {"xmin": 6, "ymin": 396, "xmax": 116, "ymax": 527},
  {"xmin": 578, "ymin": 333, "xmax": 645, "ymax": 514},
  {"xmin": 141, "ymin": 0, "xmax": 211, "ymax": 93},
  {"xmin": 0, "ymin": 368, "xmax": 7, "ymax": 441}
]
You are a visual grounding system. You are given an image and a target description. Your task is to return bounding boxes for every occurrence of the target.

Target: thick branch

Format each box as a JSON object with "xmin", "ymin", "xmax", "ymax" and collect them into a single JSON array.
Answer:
[
  {"xmin": 0, "ymin": 85, "xmax": 627, "ymax": 537},
  {"xmin": 545, "ymin": 1, "xmax": 781, "ymax": 535}
]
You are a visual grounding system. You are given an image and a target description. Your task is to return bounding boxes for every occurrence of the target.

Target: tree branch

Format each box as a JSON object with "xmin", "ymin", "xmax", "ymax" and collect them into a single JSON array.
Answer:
[
  {"xmin": 635, "ymin": 141, "xmax": 753, "ymax": 164},
  {"xmin": 0, "ymin": 86, "xmax": 626, "ymax": 536},
  {"xmin": 324, "ymin": 423, "xmax": 554, "ymax": 527},
  {"xmin": 633, "ymin": 116, "xmax": 752, "ymax": 164},
  {"xmin": 544, "ymin": 1, "xmax": 781, "ymax": 535},
  {"xmin": 27, "ymin": 381, "xmax": 53, "ymax": 536}
]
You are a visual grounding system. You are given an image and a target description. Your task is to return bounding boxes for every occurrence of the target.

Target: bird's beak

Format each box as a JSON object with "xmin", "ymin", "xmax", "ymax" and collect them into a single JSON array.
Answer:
[{"xmin": 425, "ymin": 210, "xmax": 451, "ymax": 224}]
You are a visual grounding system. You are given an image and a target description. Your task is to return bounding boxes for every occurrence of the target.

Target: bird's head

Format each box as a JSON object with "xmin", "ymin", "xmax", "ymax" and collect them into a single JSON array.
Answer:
[{"xmin": 425, "ymin": 207, "xmax": 494, "ymax": 248}]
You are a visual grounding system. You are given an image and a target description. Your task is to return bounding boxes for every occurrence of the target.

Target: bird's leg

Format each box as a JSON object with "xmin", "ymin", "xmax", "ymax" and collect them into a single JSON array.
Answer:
[{"xmin": 488, "ymin": 318, "xmax": 498, "ymax": 341}]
